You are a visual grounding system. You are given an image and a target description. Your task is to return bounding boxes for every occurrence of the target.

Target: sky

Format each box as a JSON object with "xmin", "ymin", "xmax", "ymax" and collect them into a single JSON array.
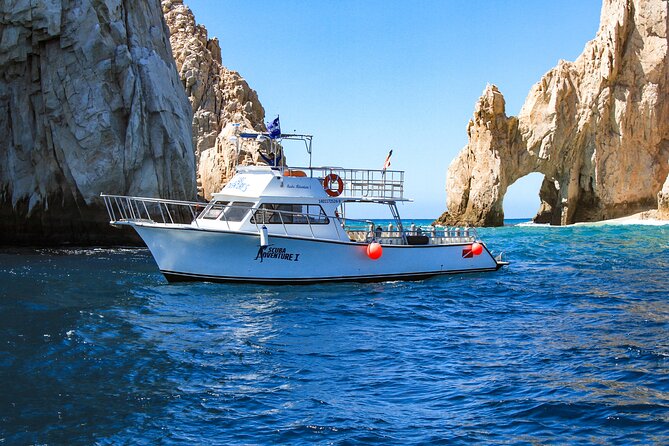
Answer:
[{"xmin": 185, "ymin": 0, "xmax": 602, "ymax": 219}]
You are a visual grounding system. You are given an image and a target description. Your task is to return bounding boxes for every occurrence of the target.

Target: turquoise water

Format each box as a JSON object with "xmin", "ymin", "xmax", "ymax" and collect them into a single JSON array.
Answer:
[{"xmin": 1, "ymin": 221, "xmax": 668, "ymax": 444}]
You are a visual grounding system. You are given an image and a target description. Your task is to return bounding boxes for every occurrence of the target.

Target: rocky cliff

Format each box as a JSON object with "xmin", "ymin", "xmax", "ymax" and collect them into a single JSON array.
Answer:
[
  {"xmin": 0, "ymin": 0, "xmax": 196, "ymax": 245},
  {"xmin": 439, "ymin": 0, "xmax": 669, "ymax": 226},
  {"xmin": 162, "ymin": 0, "xmax": 269, "ymax": 199},
  {"xmin": 659, "ymin": 175, "xmax": 669, "ymax": 219}
]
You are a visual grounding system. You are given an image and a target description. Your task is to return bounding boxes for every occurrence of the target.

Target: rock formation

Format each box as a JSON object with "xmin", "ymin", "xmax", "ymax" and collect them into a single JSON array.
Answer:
[
  {"xmin": 439, "ymin": 0, "xmax": 669, "ymax": 226},
  {"xmin": 659, "ymin": 173, "xmax": 669, "ymax": 219},
  {"xmin": 162, "ymin": 0, "xmax": 270, "ymax": 199},
  {"xmin": 0, "ymin": 0, "xmax": 196, "ymax": 245}
]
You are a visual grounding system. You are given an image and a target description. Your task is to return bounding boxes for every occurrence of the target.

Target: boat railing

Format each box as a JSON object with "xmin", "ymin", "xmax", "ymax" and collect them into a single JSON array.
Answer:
[
  {"xmin": 344, "ymin": 224, "xmax": 478, "ymax": 245},
  {"xmin": 249, "ymin": 208, "xmax": 478, "ymax": 245},
  {"xmin": 101, "ymin": 194, "xmax": 203, "ymax": 225},
  {"xmin": 292, "ymin": 167, "xmax": 405, "ymax": 200},
  {"xmin": 101, "ymin": 194, "xmax": 479, "ymax": 246}
]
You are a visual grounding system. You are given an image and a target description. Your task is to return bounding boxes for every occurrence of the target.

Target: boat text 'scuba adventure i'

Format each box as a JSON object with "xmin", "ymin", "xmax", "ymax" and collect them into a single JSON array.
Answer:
[{"xmin": 102, "ymin": 131, "xmax": 507, "ymax": 284}]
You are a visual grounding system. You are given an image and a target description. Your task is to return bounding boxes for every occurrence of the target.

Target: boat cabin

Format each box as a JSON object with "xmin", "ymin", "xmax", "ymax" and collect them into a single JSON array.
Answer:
[
  {"xmin": 102, "ymin": 131, "xmax": 479, "ymax": 247},
  {"xmin": 192, "ymin": 165, "xmax": 477, "ymax": 246}
]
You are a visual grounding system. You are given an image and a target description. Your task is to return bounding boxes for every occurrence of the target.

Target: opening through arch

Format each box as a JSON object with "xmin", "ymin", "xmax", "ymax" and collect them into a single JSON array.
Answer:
[{"xmin": 503, "ymin": 172, "xmax": 544, "ymax": 222}]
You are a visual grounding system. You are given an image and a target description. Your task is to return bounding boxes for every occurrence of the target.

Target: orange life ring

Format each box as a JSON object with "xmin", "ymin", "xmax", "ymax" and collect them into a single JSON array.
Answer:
[
  {"xmin": 283, "ymin": 169, "xmax": 307, "ymax": 177},
  {"xmin": 323, "ymin": 173, "xmax": 344, "ymax": 197}
]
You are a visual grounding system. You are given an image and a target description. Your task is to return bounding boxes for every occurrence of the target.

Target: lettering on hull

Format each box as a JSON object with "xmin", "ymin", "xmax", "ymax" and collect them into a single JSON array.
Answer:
[{"xmin": 254, "ymin": 246, "xmax": 301, "ymax": 263}]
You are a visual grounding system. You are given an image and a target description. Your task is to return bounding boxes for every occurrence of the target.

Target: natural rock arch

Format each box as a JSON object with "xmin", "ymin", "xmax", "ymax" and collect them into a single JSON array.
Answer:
[
  {"xmin": 438, "ymin": 0, "xmax": 669, "ymax": 226},
  {"xmin": 502, "ymin": 172, "xmax": 544, "ymax": 220}
]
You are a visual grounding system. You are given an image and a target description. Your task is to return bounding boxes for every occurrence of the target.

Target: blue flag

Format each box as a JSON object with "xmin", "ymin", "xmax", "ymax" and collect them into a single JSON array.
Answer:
[{"xmin": 267, "ymin": 116, "xmax": 281, "ymax": 139}]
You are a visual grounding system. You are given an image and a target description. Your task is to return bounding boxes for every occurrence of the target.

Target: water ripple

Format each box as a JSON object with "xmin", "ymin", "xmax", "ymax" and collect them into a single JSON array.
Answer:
[{"xmin": 1, "ymin": 224, "xmax": 668, "ymax": 444}]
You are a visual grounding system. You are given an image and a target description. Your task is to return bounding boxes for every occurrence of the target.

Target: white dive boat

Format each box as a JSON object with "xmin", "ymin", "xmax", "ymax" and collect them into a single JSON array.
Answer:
[{"xmin": 102, "ymin": 132, "xmax": 507, "ymax": 284}]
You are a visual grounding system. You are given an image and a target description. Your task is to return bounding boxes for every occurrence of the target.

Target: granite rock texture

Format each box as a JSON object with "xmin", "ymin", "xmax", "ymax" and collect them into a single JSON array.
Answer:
[
  {"xmin": 162, "ymin": 0, "xmax": 270, "ymax": 199},
  {"xmin": 439, "ymin": 0, "xmax": 669, "ymax": 226},
  {"xmin": 0, "ymin": 0, "xmax": 196, "ymax": 245}
]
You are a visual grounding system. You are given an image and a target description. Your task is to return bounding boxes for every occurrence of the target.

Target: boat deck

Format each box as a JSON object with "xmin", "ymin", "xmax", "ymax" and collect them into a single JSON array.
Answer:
[
  {"xmin": 294, "ymin": 167, "xmax": 405, "ymax": 201},
  {"xmin": 235, "ymin": 165, "xmax": 406, "ymax": 201},
  {"xmin": 101, "ymin": 194, "xmax": 479, "ymax": 247}
]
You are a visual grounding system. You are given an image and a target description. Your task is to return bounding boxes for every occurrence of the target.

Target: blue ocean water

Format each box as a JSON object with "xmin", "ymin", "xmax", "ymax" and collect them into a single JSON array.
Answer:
[{"xmin": 1, "ymin": 221, "xmax": 668, "ymax": 445}]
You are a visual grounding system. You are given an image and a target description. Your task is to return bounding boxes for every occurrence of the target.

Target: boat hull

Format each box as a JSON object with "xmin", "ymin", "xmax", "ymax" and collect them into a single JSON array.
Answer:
[{"xmin": 132, "ymin": 224, "xmax": 502, "ymax": 284}]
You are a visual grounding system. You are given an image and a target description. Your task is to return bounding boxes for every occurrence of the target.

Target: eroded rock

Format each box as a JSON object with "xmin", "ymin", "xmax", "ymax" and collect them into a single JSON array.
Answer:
[
  {"xmin": 439, "ymin": 0, "xmax": 669, "ymax": 226},
  {"xmin": 162, "ymin": 0, "xmax": 270, "ymax": 199},
  {"xmin": 0, "ymin": 0, "xmax": 196, "ymax": 245},
  {"xmin": 659, "ymin": 171, "xmax": 669, "ymax": 219}
]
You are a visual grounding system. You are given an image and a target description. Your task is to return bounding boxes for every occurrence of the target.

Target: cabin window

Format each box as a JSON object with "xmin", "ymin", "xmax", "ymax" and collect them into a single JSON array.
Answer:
[
  {"xmin": 302, "ymin": 205, "xmax": 329, "ymax": 224},
  {"xmin": 222, "ymin": 201, "xmax": 254, "ymax": 222},
  {"xmin": 251, "ymin": 203, "xmax": 329, "ymax": 225},
  {"xmin": 201, "ymin": 201, "xmax": 254, "ymax": 221},
  {"xmin": 202, "ymin": 201, "xmax": 228, "ymax": 219}
]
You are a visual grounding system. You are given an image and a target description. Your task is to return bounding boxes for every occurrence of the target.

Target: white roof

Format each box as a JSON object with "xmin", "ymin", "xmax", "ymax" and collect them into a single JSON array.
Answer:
[{"xmin": 214, "ymin": 167, "xmax": 331, "ymax": 201}]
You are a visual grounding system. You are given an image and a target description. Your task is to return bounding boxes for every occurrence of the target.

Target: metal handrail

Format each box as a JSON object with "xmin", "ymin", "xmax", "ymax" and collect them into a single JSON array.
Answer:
[
  {"xmin": 343, "ymin": 223, "xmax": 479, "ymax": 245},
  {"xmin": 102, "ymin": 194, "xmax": 342, "ymax": 239},
  {"xmin": 288, "ymin": 166, "xmax": 405, "ymax": 200},
  {"xmin": 101, "ymin": 194, "xmax": 203, "ymax": 225},
  {"xmin": 101, "ymin": 194, "xmax": 479, "ymax": 246}
]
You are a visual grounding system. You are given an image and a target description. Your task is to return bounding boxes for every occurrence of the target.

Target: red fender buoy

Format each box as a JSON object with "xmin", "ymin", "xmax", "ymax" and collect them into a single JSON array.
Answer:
[
  {"xmin": 367, "ymin": 242, "xmax": 383, "ymax": 260},
  {"xmin": 471, "ymin": 242, "xmax": 483, "ymax": 256}
]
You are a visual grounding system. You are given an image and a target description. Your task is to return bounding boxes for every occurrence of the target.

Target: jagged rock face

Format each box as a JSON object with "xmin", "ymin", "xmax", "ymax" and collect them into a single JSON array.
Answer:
[
  {"xmin": 439, "ymin": 86, "xmax": 521, "ymax": 227},
  {"xmin": 659, "ymin": 174, "xmax": 669, "ymax": 219},
  {"xmin": 0, "ymin": 0, "xmax": 196, "ymax": 245},
  {"xmin": 440, "ymin": 0, "xmax": 669, "ymax": 226},
  {"xmin": 162, "ymin": 0, "xmax": 270, "ymax": 199}
]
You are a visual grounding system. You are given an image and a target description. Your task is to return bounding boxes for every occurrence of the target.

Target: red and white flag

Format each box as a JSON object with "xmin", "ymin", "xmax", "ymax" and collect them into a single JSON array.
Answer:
[{"xmin": 383, "ymin": 150, "xmax": 393, "ymax": 170}]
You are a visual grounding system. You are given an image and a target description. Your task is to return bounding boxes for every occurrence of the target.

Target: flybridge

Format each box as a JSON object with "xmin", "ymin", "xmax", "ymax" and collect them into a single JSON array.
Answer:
[
  {"xmin": 311, "ymin": 167, "xmax": 405, "ymax": 201},
  {"xmin": 236, "ymin": 131, "xmax": 406, "ymax": 201},
  {"xmin": 232, "ymin": 165, "xmax": 406, "ymax": 201}
]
